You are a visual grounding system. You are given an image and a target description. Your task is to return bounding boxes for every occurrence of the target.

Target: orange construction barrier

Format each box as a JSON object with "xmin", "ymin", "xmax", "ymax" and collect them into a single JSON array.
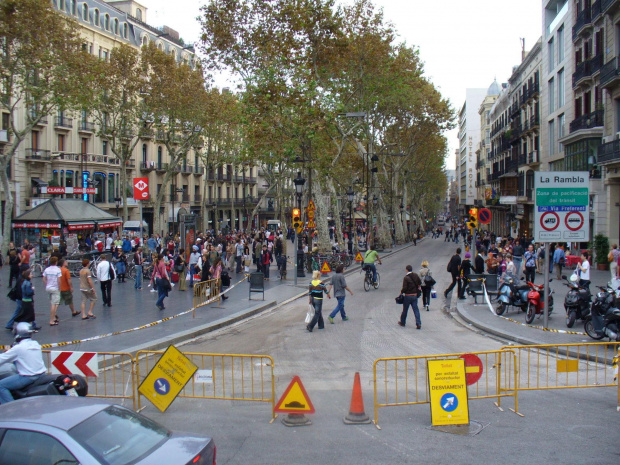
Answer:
[{"xmin": 344, "ymin": 372, "xmax": 371, "ymax": 424}]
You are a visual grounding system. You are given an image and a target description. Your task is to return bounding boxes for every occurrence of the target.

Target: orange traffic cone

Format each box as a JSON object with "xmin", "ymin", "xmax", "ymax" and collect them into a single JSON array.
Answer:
[{"xmin": 343, "ymin": 372, "xmax": 371, "ymax": 424}]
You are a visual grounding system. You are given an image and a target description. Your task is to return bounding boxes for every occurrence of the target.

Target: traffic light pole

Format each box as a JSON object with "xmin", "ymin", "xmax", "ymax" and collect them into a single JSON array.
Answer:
[{"xmin": 294, "ymin": 229, "xmax": 298, "ymax": 286}]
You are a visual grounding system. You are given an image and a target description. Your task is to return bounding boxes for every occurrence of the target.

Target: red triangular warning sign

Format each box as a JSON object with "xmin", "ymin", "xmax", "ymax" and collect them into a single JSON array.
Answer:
[
  {"xmin": 274, "ymin": 376, "xmax": 315, "ymax": 414},
  {"xmin": 354, "ymin": 252, "xmax": 363, "ymax": 262},
  {"xmin": 320, "ymin": 261, "xmax": 331, "ymax": 273}
]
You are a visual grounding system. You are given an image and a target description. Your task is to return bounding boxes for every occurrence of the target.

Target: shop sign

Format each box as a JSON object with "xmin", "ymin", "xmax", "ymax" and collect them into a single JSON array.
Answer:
[
  {"xmin": 13, "ymin": 223, "xmax": 61, "ymax": 229},
  {"xmin": 40, "ymin": 187, "xmax": 97, "ymax": 194}
]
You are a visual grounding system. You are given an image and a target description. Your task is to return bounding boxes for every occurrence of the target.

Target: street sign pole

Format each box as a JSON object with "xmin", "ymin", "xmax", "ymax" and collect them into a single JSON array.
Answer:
[
  {"xmin": 543, "ymin": 242, "xmax": 550, "ymax": 328},
  {"xmin": 294, "ymin": 229, "xmax": 298, "ymax": 287}
]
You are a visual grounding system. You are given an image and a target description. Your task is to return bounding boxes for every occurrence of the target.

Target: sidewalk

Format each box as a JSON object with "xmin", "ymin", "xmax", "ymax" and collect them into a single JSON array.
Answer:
[
  {"xmin": 452, "ymin": 263, "xmax": 617, "ymax": 346},
  {"xmin": 0, "ymin": 241, "xmax": 416, "ymax": 354}
]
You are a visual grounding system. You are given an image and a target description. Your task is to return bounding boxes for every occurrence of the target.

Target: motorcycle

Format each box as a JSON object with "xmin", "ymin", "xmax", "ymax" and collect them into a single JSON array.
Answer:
[
  {"xmin": 496, "ymin": 276, "xmax": 529, "ymax": 315},
  {"xmin": 525, "ymin": 281, "xmax": 555, "ymax": 324},
  {"xmin": 584, "ymin": 285, "xmax": 620, "ymax": 341},
  {"xmin": 563, "ymin": 274, "xmax": 592, "ymax": 328},
  {"xmin": 0, "ymin": 364, "xmax": 88, "ymax": 399}
]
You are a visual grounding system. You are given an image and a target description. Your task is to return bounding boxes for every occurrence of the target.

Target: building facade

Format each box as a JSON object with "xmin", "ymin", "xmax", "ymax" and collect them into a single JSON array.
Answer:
[{"xmin": 0, "ymin": 0, "xmax": 260, "ymax": 236}]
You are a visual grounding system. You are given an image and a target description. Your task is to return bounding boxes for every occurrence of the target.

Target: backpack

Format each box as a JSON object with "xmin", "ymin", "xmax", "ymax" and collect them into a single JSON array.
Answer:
[
  {"xmin": 220, "ymin": 269, "xmax": 231, "ymax": 287},
  {"xmin": 108, "ymin": 262, "xmax": 116, "ymax": 281}
]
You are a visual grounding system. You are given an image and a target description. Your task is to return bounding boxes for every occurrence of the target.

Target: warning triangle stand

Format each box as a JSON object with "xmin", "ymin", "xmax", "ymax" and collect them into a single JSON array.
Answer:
[
  {"xmin": 274, "ymin": 375, "xmax": 314, "ymax": 427},
  {"xmin": 354, "ymin": 252, "xmax": 364, "ymax": 262},
  {"xmin": 320, "ymin": 261, "xmax": 331, "ymax": 274}
]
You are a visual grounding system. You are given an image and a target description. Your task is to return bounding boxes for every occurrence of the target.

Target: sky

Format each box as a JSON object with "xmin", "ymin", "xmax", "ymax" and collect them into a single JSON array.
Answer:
[{"xmin": 143, "ymin": 0, "xmax": 542, "ymax": 170}]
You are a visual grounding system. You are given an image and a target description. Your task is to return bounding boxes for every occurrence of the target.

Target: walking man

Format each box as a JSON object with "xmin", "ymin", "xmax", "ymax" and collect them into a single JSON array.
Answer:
[
  {"xmin": 96, "ymin": 254, "xmax": 114, "ymax": 307},
  {"xmin": 512, "ymin": 239, "xmax": 524, "ymax": 277},
  {"xmin": 328, "ymin": 265, "xmax": 353, "ymax": 323},
  {"xmin": 42, "ymin": 256, "xmax": 62, "ymax": 326},
  {"xmin": 398, "ymin": 265, "xmax": 422, "ymax": 329},
  {"xmin": 444, "ymin": 247, "xmax": 462, "ymax": 298},
  {"xmin": 58, "ymin": 259, "xmax": 79, "ymax": 317}
]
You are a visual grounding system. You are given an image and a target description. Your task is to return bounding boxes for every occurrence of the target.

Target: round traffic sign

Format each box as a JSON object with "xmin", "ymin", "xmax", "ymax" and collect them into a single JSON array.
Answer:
[
  {"xmin": 477, "ymin": 208, "xmax": 491, "ymax": 225},
  {"xmin": 540, "ymin": 211, "xmax": 560, "ymax": 231},
  {"xmin": 564, "ymin": 211, "xmax": 584, "ymax": 231},
  {"xmin": 154, "ymin": 378, "xmax": 170, "ymax": 395},
  {"xmin": 440, "ymin": 392, "xmax": 459, "ymax": 412},
  {"xmin": 460, "ymin": 354, "xmax": 484, "ymax": 385}
]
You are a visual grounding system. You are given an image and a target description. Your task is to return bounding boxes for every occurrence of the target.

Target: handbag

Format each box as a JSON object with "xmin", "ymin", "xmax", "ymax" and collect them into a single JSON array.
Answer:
[
  {"xmin": 7, "ymin": 285, "xmax": 18, "ymax": 302},
  {"xmin": 161, "ymin": 277, "xmax": 172, "ymax": 291},
  {"xmin": 305, "ymin": 304, "xmax": 314, "ymax": 324},
  {"xmin": 395, "ymin": 294, "xmax": 404, "ymax": 305},
  {"xmin": 424, "ymin": 272, "xmax": 436, "ymax": 287}
]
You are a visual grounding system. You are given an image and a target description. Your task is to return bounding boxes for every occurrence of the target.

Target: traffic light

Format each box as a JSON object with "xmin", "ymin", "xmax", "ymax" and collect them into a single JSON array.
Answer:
[
  {"xmin": 292, "ymin": 208, "xmax": 302, "ymax": 233},
  {"xmin": 468, "ymin": 208, "xmax": 478, "ymax": 230}
]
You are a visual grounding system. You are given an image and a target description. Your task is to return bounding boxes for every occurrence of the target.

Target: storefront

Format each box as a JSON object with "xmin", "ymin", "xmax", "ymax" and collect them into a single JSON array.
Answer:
[{"xmin": 12, "ymin": 199, "xmax": 121, "ymax": 257}]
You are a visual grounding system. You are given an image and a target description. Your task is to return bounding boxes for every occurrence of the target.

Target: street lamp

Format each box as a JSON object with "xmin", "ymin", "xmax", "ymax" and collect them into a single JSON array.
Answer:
[
  {"xmin": 347, "ymin": 187, "xmax": 354, "ymax": 254},
  {"xmin": 211, "ymin": 201, "xmax": 217, "ymax": 232},
  {"xmin": 293, "ymin": 171, "xmax": 306, "ymax": 278},
  {"xmin": 171, "ymin": 187, "xmax": 183, "ymax": 235},
  {"xmin": 257, "ymin": 206, "xmax": 262, "ymax": 229},
  {"xmin": 114, "ymin": 197, "xmax": 121, "ymax": 218}
]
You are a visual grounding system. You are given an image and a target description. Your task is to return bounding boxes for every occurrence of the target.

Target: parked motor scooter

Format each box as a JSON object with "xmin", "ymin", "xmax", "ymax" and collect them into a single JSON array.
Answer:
[
  {"xmin": 496, "ymin": 275, "xmax": 529, "ymax": 315},
  {"xmin": 525, "ymin": 280, "xmax": 554, "ymax": 324},
  {"xmin": 584, "ymin": 284, "xmax": 620, "ymax": 341},
  {"xmin": 562, "ymin": 274, "xmax": 592, "ymax": 328},
  {"xmin": 0, "ymin": 364, "xmax": 88, "ymax": 399}
]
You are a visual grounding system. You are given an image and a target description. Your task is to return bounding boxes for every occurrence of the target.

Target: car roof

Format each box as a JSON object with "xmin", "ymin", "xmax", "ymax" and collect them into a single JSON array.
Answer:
[{"xmin": 0, "ymin": 397, "xmax": 116, "ymax": 431}]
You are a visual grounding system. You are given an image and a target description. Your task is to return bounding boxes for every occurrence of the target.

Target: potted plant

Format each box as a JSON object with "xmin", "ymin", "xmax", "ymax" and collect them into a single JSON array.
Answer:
[{"xmin": 593, "ymin": 234, "xmax": 610, "ymax": 270}]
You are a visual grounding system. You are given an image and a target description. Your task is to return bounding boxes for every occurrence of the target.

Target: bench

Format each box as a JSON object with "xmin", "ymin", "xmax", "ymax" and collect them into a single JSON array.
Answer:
[
  {"xmin": 466, "ymin": 273, "xmax": 499, "ymax": 304},
  {"xmin": 249, "ymin": 272, "xmax": 264, "ymax": 300}
]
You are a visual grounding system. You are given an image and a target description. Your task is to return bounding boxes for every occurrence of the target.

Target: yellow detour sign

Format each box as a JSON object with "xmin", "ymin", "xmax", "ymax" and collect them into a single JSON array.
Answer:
[
  {"xmin": 427, "ymin": 359, "xmax": 469, "ymax": 426},
  {"xmin": 138, "ymin": 345, "xmax": 198, "ymax": 412},
  {"xmin": 354, "ymin": 252, "xmax": 363, "ymax": 262},
  {"xmin": 307, "ymin": 199, "xmax": 316, "ymax": 211},
  {"xmin": 320, "ymin": 261, "xmax": 331, "ymax": 273},
  {"xmin": 274, "ymin": 375, "xmax": 315, "ymax": 414},
  {"xmin": 307, "ymin": 220, "xmax": 316, "ymax": 228}
]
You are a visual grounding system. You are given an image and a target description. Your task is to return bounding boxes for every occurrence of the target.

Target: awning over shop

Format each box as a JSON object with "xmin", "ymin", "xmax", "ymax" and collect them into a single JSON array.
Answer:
[
  {"xmin": 31, "ymin": 178, "xmax": 48, "ymax": 187},
  {"xmin": 98, "ymin": 221, "xmax": 122, "ymax": 229},
  {"xmin": 67, "ymin": 222, "xmax": 96, "ymax": 231}
]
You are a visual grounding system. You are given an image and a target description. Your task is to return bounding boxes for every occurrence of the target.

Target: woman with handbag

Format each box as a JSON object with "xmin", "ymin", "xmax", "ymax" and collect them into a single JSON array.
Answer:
[
  {"xmin": 151, "ymin": 254, "xmax": 170, "ymax": 310},
  {"xmin": 175, "ymin": 248, "xmax": 187, "ymax": 291},
  {"xmin": 419, "ymin": 260, "xmax": 435, "ymax": 311}
]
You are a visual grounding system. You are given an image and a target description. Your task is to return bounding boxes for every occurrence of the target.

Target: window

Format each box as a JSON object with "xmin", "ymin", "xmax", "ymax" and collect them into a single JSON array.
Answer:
[
  {"xmin": 548, "ymin": 78, "xmax": 555, "ymax": 112},
  {"xmin": 548, "ymin": 37, "xmax": 554, "ymax": 70},
  {"xmin": 557, "ymin": 26, "xmax": 564, "ymax": 61},
  {"xmin": 104, "ymin": 14, "xmax": 110, "ymax": 31},
  {"xmin": 142, "ymin": 144, "xmax": 147, "ymax": 164},
  {"xmin": 136, "ymin": 8, "xmax": 143, "ymax": 21},
  {"xmin": 71, "ymin": 0, "xmax": 77, "ymax": 15},
  {"xmin": 82, "ymin": 3, "xmax": 88, "ymax": 21},
  {"xmin": 94, "ymin": 9, "xmax": 99, "ymax": 26},
  {"xmin": 558, "ymin": 69, "xmax": 564, "ymax": 107},
  {"xmin": 141, "ymin": 35, "xmax": 148, "ymax": 46},
  {"xmin": 549, "ymin": 120, "xmax": 555, "ymax": 155},
  {"xmin": 102, "ymin": 140, "xmax": 108, "ymax": 155},
  {"xmin": 114, "ymin": 19, "xmax": 119, "ymax": 35},
  {"xmin": 93, "ymin": 173, "xmax": 105, "ymax": 203},
  {"xmin": 108, "ymin": 174, "xmax": 115, "ymax": 203},
  {"xmin": 558, "ymin": 113, "xmax": 565, "ymax": 139},
  {"xmin": 57, "ymin": 134, "xmax": 65, "ymax": 152},
  {"xmin": 0, "ymin": 429, "xmax": 77, "ymax": 464},
  {"xmin": 59, "ymin": 0, "xmax": 65, "ymax": 11},
  {"xmin": 123, "ymin": 23, "xmax": 128, "ymax": 39},
  {"xmin": 157, "ymin": 146, "xmax": 163, "ymax": 167}
]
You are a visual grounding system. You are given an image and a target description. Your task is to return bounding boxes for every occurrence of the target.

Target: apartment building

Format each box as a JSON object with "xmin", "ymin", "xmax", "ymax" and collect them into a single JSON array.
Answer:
[
  {"xmin": 1, "ymin": 0, "xmax": 258, "ymax": 235},
  {"xmin": 475, "ymin": 80, "xmax": 500, "ymax": 213},
  {"xmin": 457, "ymin": 88, "xmax": 487, "ymax": 217}
]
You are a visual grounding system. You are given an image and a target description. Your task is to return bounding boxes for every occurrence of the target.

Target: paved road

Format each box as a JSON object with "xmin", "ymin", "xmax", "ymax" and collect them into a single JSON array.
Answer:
[{"xmin": 138, "ymin": 238, "xmax": 618, "ymax": 465}]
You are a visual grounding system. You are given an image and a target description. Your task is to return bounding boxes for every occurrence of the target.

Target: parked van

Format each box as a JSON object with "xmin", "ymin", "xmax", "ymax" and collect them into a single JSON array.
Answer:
[
  {"xmin": 267, "ymin": 220, "xmax": 281, "ymax": 232},
  {"xmin": 123, "ymin": 220, "xmax": 149, "ymax": 237}
]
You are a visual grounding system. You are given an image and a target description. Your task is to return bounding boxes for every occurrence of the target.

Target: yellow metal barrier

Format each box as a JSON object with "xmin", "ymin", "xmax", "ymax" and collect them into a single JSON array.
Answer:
[
  {"xmin": 373, "ymin": 350, "xmax": 517, "ymax": 427},
  {"xmin": 502, "ymin": 342, "xmax": 620, "ymax": 394},
  {"xmin": 135, "ymin": 351, "xmax": 276, "ymax": 418},
  {"xmin": 43, "ymin": 351, "xmax": 136, "ymax": 409},
  {"xmin": 192, "ymin": 278, "xmax": 221, "ymax": 311}
]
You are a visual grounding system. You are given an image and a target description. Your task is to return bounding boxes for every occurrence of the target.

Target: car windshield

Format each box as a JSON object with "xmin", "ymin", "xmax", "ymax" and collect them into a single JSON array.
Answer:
[{"xmin": 69, "ymin": 405, "xmax": 170, "ymax": 465}]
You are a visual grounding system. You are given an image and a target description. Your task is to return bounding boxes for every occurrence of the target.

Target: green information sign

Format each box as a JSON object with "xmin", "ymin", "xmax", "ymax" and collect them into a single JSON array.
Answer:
[{"xmin": 535, "ymin": 188, "xmax": 588, "ymax": 207}]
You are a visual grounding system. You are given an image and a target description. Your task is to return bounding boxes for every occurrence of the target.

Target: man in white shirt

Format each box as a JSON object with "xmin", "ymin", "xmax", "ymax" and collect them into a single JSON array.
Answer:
[
  {"xmin": 105, "ymin": 234, "xmax": 113, "ymax": 251},
  {"xmin": 578, "ymin": 251, "xmax": 591, "ymax": 291},
  {"xmin": 42, "ymin": 256, "xmax": 62, "ymax": 326},
  {"xmin": 96, "ymin": 254, "xmax": 114, "ymax": 307}
]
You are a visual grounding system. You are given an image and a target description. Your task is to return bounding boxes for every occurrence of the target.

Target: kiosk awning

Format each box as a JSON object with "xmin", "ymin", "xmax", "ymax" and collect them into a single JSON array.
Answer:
[{"xmin": 67, "ymin": 222, "xmax": 96, "ymax": 231}]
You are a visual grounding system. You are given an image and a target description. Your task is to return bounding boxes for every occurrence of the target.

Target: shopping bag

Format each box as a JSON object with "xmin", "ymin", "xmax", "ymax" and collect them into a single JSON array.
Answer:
[
  {"xmin": 431, "ymin": 289, "xmax": 437, "ymax": 299},
  {"xmin": 305, "ymin": 304, "xmax": 314, "ymax": 324},
  {"xmin": 186, "ymin": 272, "xmax": 191, "ymax": 281},
  {"xmin": 171, "ymin": 272, "xmax": 179, "ymax": 283}
]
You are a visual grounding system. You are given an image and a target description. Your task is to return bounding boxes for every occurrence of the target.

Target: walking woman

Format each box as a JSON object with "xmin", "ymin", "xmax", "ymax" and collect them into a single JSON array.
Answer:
[
  {"xmin": 17, "ymin": 270, "xmax": 39, "ymax": 328},
  {"xmin": 608, "ymin": 244, "xmax": 620, "ymax": 282},
  {"xmin": 306, "ymin": 270, "xmax": 330, "ymax": 332},
  {"xmin": 8, "ymin": 251, "xmax": 20, "ymax": 288},
  {"xmin": 151, "ymin": 254, "xmax": 170, "ymax": 310},
  {"xmin": 419, "ymin": 261, "xmax": 433, "ymax": 311},
  {"xmin": 176, "ymin": 248, "xmax": 188, "ymax": 291},
  {"xmin": 210, "ymin": 257, "xmax": 228, "ymax": 301}
]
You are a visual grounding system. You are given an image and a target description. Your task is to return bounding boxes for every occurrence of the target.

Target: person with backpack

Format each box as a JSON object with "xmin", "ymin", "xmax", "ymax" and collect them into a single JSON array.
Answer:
[
  {"xmin": 260, "ymin": 244, "xmax": 273, "ymax": 280},
  {"xmin": 398, "ymin": 265, "xmax": 423, "ymax": 329},
  {"xmin": 419, "ymin": 260, "xmax": 434, "ymax": 311},
  {"xmin": 444, "ymin": 248, "xmax": 462, "ymax": 298}
]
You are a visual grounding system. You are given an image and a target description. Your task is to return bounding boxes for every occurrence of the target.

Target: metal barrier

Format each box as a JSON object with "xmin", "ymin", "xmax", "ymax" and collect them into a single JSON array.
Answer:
[
  {"xmin": 502, "ymin": 343, "xmax": 620, "ymax": 396},
  {"xmin": 43, "ymin": 351, "xmax": 136, "ymax": 409},
  {"xmin": 135, "ymin": 351, "xmax": 276, "ymax": 418},
  {"xmin": 192, "ymin": 278, "xmax": 221, "ymax": 311},
  {"xmin": 373, "ymin": 350, "xmax": 517, "ymax": 427}
]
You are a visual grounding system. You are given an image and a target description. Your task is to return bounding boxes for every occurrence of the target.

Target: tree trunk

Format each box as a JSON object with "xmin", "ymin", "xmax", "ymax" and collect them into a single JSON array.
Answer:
[{"xmin": 314, "ymin": 189, "xmax": 331, "ymax": 253}]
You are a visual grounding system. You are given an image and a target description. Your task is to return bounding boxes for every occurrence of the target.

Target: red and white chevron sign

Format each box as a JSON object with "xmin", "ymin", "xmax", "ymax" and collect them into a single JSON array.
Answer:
[{"xmin": 50, "ymin": 351, "xmax": 98, "ymax": 378}]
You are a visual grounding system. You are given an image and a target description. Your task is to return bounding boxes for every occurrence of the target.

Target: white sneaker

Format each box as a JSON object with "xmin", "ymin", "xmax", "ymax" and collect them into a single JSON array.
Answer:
[{"xmin": 150, "ymin": 289, "xmax": 157, "ymax": 293}]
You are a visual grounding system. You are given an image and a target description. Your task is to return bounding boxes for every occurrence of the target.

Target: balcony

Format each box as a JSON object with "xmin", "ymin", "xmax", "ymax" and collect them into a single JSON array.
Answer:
[
  {"xmin": 217, "ymin": 173, "xmax": 231, "ymax": 181},
  {"xmin": 597, "ymin": 139, "xmax": 620, "ymax": 164},
  {"xmin": 600, "ymin": 56, "xmax": 620, "ymax": 90},
  {"xmin": 194, "ymin": 194, "xmax": 202, "ymax": 203},
  {"xmin": 31, "ymin": 115, "xmax": 48, "ymax": 126},
  {"xmin": 572, "ymin": 7, "xmax": 592, "ymax": 40},
  {"xmin": 193, "ymin": 165, "xmax": 204, "ymax": 176},
  {"xmin": 180, "ymin": 165, "xmax": 193, "ymax": 176},
  {"xmin": 592, "ymin": 0, "xmax": 602, "ymax": 19},
  {"xmin": 140, "ymin": 161, "xmax": 156, "ymax": 172},
  {"xmin": 572, "ymin": 54, "xmax": 604, "ymax": 88},
  {"xmin": 53, "ymin": 116, "xmax": 73, "ymax": 130},
  {"xmin": 50, "ymin": 152, "xmax": 124, "ymax": 167},
  {"xmin": 517, "ymin": 154, "xmax": 527, "ymax": 166},
  {"xmin": 139, "ymin": 129, "xmax": 154, "ymax": 139},
  {"xmin": 155, "ymin": 131, "xmax": 166, "ymax": 141},
  {"xmin": 602, "ymin": 0, "xmax": 620, "ymax": 16},
  {"xmin": 24, "ymin": 148, "xmax": 51, "ymax": 161},
  {"xmin": 0, "ymin": 129, "xmax": 9, "ymax": 144},
  {"xmin": 510, "ymin": 103, "xmax": 520, "ymax": 118},
  {"xmin": 77, "ymin": 120, "xmax": 95, "ymax": 133},
  {"xmin": 246, "ymin": 176, "xmax": 257, "ymax": 183},
  {"xmin": 528, "ymin": 150, "xmax": 540, "ymax": 165},
  {"xmin": 155, "ymin": 163, "xmax": 167, "ymax": 173},
  {"xmin": 530, "ymin": 114, "xmax": 540, "ymax": 129},
  {"xmin": 569, "ymin": 109, "xmax": 604, "ymax": 133}
]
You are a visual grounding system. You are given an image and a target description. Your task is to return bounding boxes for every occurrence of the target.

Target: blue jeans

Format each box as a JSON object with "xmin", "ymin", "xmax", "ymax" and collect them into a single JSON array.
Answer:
[
  {"xmin": 329, "ymin": 296, "xmax": 346, "ymax": 319},
  {"xmin": 400, "ymin": 295, "xmax": 421, "ymax": 327},
  {"xmin": 308, "ymin": 297, "xmax": 324, "ymax": 330},
  {"xmin": 365, "ymin": 263, "xmax": 377, "ymax": 283},
  {"xmin": 134, "ymin": 265, "xmax": 143, "ymax": 289},
  {"xmin": 155, "ymin": 278, "xmax": 168, "ymax": 308},
  {"xmin": 5, "ymin": 300, "xmax": 22, "ymax": 329},
  {"xmin": 189, "ymin": 264, "xmax": 197, "ymax": 287},
  {"xmin": 0, "ymin": 373, "xmax": 40, "ymax": 404}
]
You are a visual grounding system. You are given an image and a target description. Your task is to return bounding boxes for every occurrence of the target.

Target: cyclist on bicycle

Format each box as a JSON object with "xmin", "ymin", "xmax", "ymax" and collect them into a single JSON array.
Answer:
[{"xmin": 363, "ymin": 245, "xmax": 382, "ymax": 286}]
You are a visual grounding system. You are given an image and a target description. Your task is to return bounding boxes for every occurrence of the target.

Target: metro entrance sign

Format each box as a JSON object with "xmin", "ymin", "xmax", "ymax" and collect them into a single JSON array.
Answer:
[{"xmin": 534, "ymin": 172, "xmax": 589, "ymax": 242}]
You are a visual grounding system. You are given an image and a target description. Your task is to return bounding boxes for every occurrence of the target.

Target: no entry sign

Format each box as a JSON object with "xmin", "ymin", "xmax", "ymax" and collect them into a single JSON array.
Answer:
[{"xmin": 534, "ymin": 172, "xmax": 589, "ymax": 242}]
